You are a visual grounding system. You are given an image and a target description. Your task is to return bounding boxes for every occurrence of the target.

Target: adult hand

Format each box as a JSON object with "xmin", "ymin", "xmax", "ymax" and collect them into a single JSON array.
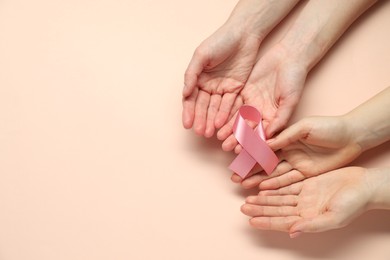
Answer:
[
  {"xmin": 231, "ymin": 115, "xmax": 363, "ymax": 189},
  {"xmin": 228, "ymin": 0, "xmax": 378, "ymax": 188},
  {"xmin": 217, "ymin": 43, "xmax": 308, "ymax": 150},
  {"xmin": 182, "ymin": 24, "xmax": 261, "ymax": 137},
  {"xmin": 241, "ymin": 167, "xmax": 374, "ymax": 237},
  {"xmin": 182, "ymin": 0, "xmax": 301, "ymax": 138}
]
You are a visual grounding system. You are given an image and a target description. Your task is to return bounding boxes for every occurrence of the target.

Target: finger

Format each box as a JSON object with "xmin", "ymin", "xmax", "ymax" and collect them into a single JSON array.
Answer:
[
  {"xmin": 182, "ymin": 88, "xmax": 198, "ymax": 129},
  {"xmin": 241, "ymin": 173, "xmax": 266, "ymax": 189},
  {"xmin": 230, "ymin": 165, "xmax": 264, "ymax": 187},
  {"xmin": 220, "ymin": 118, "xmax": 257, "ymax": 151},
  {"xmin": 239, "ymin": 161, "xmax": 289, "ymax": 189},
  {"xmin": 290, "ymin": 212, "xmax": 342, "ymax": 234},
  {"xmin": 234, "ymin": 144, "xmax": 242, "ymax": 154},
  {"xmin": 265, "ymin": 95, "xmax": 300, "ymax": 138},
  {"xmin": 217, "ymin": 111, "xmax": 236, "ymax": 141},
  {"xmin": 275, "ymin": 150, "xmax": 285, "ymax": 162},
  {"xmin": 249, "ymin": 216, "xmax": 301, "ymax": 232},
  {"xmin": 193, "ymin": 90, "xmax": 210, "ymax": 136},
  {"xmin": 246, "ymin": 195, "xmax": 298, "ymax": 206},
  {"xmin": 259, "ymin": 169, "xmax": 305, "ymax": 190},
  {"xmin": 231, "ymin": 173, "xmax": 242, "ymax": 183},
  {"xmin": 228, "ymin": 96, "xmax": 244, "ymax": 154},
  {"xmin": 239, "ymin": 165, "xmax": 265, "ymax": 189},
  {"xmin": 230, "ymin": 167, "xmax": 262, "ymax": 185},
  {"xmin": 248, "ymin": 163, "xmax": 263, "ymax": 176},
  {"xmin": 221, "ymin": 134, "xmax": 238, "ymax": 151},
  {"xmin": 215, "ymin": 93, "xmax": 237, "ymax": 128},
  {"xmin": 259, "ymin": 182, "xmax": 303, "ymax": 196},
  {"xmin": 205, "ymin": 95, "xmax": 222, "ymax": 138},
  {"xmin": 267, "ymin": 119, "xmax": 311, "ymax": 151},
  {"xmin": 241, "ymin": 204, "xmax": 299, "ymax": 217},
  {"xmin": 230, "ymin": 157, "xmax": 263, "ymax": 186},
  {"xmin": 227, "ymin": 95, "xmax": 243, "ymax": 123},
  {"xmin": 183, "ymin": 48, "xmax": 208, "ymax": 97},
  {"xmin": 239, "ymin": 160, "xmax": 290, "ymax": 189},
  {"xmin": 268, "ymin": 160, "xmax": 293, "ymax": 177}
]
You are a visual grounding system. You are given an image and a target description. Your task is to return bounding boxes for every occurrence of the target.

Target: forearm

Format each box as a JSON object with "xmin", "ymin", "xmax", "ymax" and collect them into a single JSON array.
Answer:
[
  {"xmin": 279, "ymin": 0, "xmax": 377, "ymax": 71},
  {"xmin": 366, "ymin": 168, "xmax": 390, "ymax": 210},
  {"xmin": 344, "ymin": 87, "xmax": 390, "ymax": 151},
  {"xmin": 226, "ymin": 0, "xmax": 300, "ymax": 39}
]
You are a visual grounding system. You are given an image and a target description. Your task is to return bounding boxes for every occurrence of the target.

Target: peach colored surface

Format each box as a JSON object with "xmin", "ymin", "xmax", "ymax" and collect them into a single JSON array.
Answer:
[{"xmin": 0, "ymin": 1, "xmax": 390, "ymax": 259}]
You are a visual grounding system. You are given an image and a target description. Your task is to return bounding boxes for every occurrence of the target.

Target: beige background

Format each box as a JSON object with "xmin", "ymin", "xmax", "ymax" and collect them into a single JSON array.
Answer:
[{"xmin": 0, "ymin": 0, "xmax": 390, "ymax": 259}]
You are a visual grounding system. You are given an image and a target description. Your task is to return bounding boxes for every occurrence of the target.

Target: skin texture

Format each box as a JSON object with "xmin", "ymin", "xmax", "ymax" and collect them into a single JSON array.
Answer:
[
  {"xmin": 183, "ymin": 0, "xmax": 377, "ymax": 150},
  {"xmin": 182, "ymin": 0, "xmax": 300, "ymax": 138},
  {"xmin": 241, "ymin": 167, "xmax": 390, "ymax": 237},
  {"xmin": 239, "ymin": 87, "xmax": 390, "ymax": 235},
  {"xmin": 232, "ymin": 115, "xmax": 363, "ymax": 189},
  {"xmin": 217, "ymin": 43, "xmax": 308, "ymax": 151},
  {"xmin": 232, "ymin": 86, "xmax": 390, "ymax": 190},
  {"xmin": 219, "ymin": 0, "xmax": 378, "ymax": 152},
  {"xmin": 182, "ymin": 26, "xmax": 262, "ymax": 138}
]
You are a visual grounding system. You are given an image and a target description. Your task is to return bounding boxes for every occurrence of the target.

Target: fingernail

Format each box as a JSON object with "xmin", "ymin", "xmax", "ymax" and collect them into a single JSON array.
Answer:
[{"xmin": 289, "ymin": 231, "xmax": 302, "ymax": 239}]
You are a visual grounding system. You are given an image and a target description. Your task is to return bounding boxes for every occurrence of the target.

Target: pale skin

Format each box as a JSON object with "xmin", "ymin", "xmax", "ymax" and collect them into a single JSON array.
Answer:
[
  {"xmin": 232, "ymin": 86, "xmax": 390, "ymax": 189},
  {"xmin": 182, "ymin": 0, "xmax": 387, "ymax": 238},
  {"xmin": 183, "ymin": 0, "xmax": 377, "ymax": 145},
  {"xmin": 241, "ymin": 166, "xmax": 390, "ymax": 238},
  {"xmin": 182, "ymin": 0, "xmax": 300, "ymax": 137},
  {"xmin": 230, "ymin": 0, "xmax": 378, "ymax": 187},
  {"xmin": 240, "ymin": 86, "xmax": 390, "ymax": 236}
]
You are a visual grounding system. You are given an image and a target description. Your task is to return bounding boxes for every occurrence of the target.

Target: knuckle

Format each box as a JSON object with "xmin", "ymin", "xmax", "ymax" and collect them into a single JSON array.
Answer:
[{"xmin": 194, "ymin": 46, "xmax": 207, "ymax": 59}]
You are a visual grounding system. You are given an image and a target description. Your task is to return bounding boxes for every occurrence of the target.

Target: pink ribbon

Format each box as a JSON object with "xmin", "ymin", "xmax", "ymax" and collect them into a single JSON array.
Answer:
[{"xmin": 228, "ymin": 106, "xmax": 278, "ymax": 179}]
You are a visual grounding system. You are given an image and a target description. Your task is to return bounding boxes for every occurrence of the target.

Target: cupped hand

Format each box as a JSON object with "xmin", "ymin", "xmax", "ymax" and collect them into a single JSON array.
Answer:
[
  {"xmin": 241, "ymin": 167, "xmax": 373, "ymax": 236},
  {"xmin": 182, "ymin": 23, "xmax": 262, "ymax": 138},
  {"xmin": 232, "ymin": 115, "xmax": 363, "ymax": 189},
  {"xmin": 217, "ymin": 43, "xmax": 308, "ymax": 151}
]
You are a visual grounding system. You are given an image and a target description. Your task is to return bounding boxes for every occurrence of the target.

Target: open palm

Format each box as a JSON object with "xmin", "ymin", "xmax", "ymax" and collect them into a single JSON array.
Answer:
[
  {"xmin": 241, "ymin": 167, "xmax": 371, "ymax": 235},
  {"xmin": 217, "ymin": 43, "xmax": 308, "ymax": 151},
  {"xmin": 182, "ymin": 25, "xmax": 261, "ymax": 138}
]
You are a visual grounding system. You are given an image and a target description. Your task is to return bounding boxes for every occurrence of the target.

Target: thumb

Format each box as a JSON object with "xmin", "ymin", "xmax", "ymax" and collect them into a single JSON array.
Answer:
[
  {"xmin": 268, "ymin": 119, "xmax": 311, "ymax": 151},
  {"xmin": 265, "ymin": 93, "xmax": 300, "ymax": 138},
  {"xmin": 183, "ymin": 49, "xmax": 208, "ymax": 97}
]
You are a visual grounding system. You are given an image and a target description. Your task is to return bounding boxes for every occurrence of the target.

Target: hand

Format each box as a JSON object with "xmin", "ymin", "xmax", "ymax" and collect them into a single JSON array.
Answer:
[
  {"xmin": 231, "ymin": 115, "xmax": 363, "ymax": 189},
  {"xmin": 241, "ymin": 167, "xmax": 373, "ymax": 237},
  {"xmin": 182, "ymin": 0, "xmax": 302, "ymax": 138},
  {"xmin": 217, "ymin": 43, "xmax": 308, "ymax": 152},
  {"xmin": 182, "ymin": 23, "xmax": 261, "ymax": 138}
]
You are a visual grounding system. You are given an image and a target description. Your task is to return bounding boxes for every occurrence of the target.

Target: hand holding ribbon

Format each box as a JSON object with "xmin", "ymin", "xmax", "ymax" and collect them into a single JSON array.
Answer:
[{"xmin": 228, "ymin": 106, "xmax": 278, "ymax": 179}]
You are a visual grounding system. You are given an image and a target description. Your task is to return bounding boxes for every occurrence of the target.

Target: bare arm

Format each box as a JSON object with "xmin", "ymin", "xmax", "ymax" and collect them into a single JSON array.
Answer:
[
  {"xmin": 280, "ymin": 0, "xmax": 378, "ymax": 71},
  {"xmin": 345, "ymin": 86, "xmax": 390, "ymax": 152}
]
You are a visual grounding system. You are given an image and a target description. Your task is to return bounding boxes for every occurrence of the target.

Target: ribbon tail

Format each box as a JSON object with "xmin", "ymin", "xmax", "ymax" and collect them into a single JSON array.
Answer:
[{"xmin": 228, "ymin": 150, "xmax": 256, "ymax": 179}]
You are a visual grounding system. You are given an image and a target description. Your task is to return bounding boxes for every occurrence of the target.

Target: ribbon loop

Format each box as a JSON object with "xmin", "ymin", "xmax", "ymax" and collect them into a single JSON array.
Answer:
[{"xmin": 228, "ymin": 106, "xmax": 278, "ymax": 179}]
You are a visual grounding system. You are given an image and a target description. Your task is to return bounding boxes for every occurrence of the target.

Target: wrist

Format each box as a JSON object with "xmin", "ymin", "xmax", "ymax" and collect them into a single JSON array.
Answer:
[
  {"xmin": 342, "ymin": 101, "xmax": 390, "ymax": 152},
  {"xmin": 225, "ymin": 0, "xmax": 300, "ymax": 40},
  {"xmin": 365, "ymin": 168, "xmax": 390, "ymax": 210},
  {"xmin": 342, "ymin": 113, "xmax": 371, "ymax": 152},
  {"xmin": 278, "ymin": 25, "xmax": 326, "ymax": 73},
  {"xmin": 278, "ymin": 0, "xmax": 377, "ymax": 73}
]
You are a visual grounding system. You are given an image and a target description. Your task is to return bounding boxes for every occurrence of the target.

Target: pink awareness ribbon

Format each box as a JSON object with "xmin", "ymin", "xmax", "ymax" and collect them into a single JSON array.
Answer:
[{"xmin": 228, "ymin": 106, "xmax": 278, "ymax": 179}]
